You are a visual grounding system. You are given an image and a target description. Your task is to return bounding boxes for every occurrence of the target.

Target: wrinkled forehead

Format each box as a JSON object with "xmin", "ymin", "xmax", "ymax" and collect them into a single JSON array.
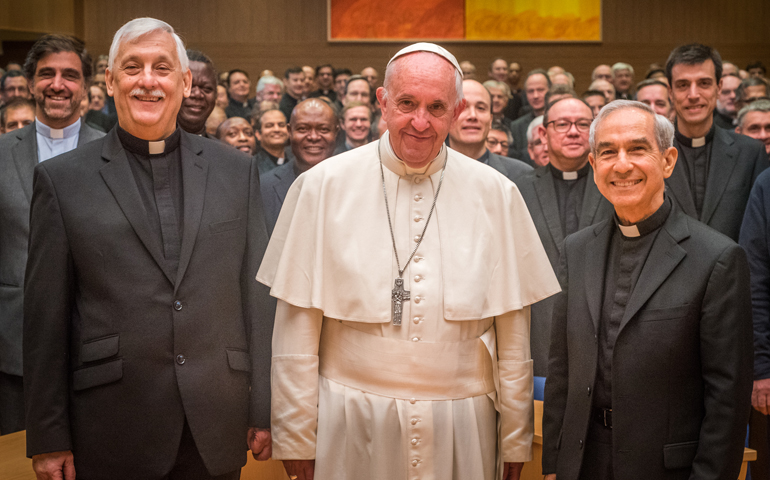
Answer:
[{"xmin": 115, "ymin": 31, "xmax": 181, "ymax": 66}]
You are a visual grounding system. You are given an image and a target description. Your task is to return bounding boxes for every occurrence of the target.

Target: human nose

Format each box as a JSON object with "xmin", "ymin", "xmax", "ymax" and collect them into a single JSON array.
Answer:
[
  {"xmin": 687, "ymin": 82, "xmax": 699, "ymax": 99},
  {"xmin": 189, "ymin": 86, "xmax": 203, "ymax": 99},
  {"xmin": 410, "ymin": 107, "xmax": 430, "ymax": 131},
  {"xmin": 613, "ymin": 150, "xmax": 633, "ymax": 173},
  {"xmin": 50, "ymin": 72, "xmax": 65, "ymax": 91},
  {"xmin": 138, "ymin": 65, "xmax": 158, "ymax": 88}
]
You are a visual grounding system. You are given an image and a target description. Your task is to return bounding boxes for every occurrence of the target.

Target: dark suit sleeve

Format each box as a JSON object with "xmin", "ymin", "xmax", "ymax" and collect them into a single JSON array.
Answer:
[
  {"xmin": 244, "ymin": 157, "xmax": 275, "ymax": 428},
  {"xmin": 740, "ymin": 175, "xmax": 770, "ymax": 380},
  {"xmin": 691, "ymin": 244, "xmax": 753, "ymax": 480},
  {"xmin": 542, "ymin": 241, "xmax": 569, "ymax": 474},
  {"xmin": 749, "ymin": 141, "xmax": 770, "ymax": 186},
  {"xmin": 23, "ymin": 164, "xmax": 75, "ymax": 456}
]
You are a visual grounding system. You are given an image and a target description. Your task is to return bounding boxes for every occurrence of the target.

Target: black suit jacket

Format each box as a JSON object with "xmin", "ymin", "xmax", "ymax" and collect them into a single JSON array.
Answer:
[
  {"xmin": 0, "ymin": 121, "xmax": 104, "ymax": 378},
  {"xmin": 514, "ymin": 165, "xmax": 613, "ymax": 376},
  {"xmin": 486, "ymin": 151, "xmax": 532, "ymax": 181},
  {"xmin": 23, "ymin": 130, "xmax": 273, "ymax": 478},
  {"xmin": 667, "ymin": 126, "xmax": 768, "ymax": 241},
  {"xmin": 260, "ymin": 159, "xmax": 298, "ymax": 237},
  {"xmin": 509, "ymin": 111, "xmax": 535, "ymax": 163},
  {"xmin": 543, "ymin": 205, "xmax": 753, "ymax": 480}
]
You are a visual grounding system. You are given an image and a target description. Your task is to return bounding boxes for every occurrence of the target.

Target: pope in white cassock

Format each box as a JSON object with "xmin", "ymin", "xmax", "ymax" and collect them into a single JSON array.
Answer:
[{"xmin": 257, "ymin": 43, "xmax": 560, "ymax": 480}]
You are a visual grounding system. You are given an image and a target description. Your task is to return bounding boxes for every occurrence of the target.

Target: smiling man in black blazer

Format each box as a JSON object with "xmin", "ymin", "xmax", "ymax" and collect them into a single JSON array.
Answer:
[
  {"xmin": 23, "ymin": 18, "xmax": 273, "ymax": 480},
  {"xmin": 543, "ymin": 101, "xmax": 752, "ymax": 480}
]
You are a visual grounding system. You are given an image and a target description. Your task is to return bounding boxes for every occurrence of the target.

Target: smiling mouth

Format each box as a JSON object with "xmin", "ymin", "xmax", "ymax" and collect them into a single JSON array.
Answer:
[{"xmin": 612, "ymin": 179, "xmax": 642, "ymax": 187}]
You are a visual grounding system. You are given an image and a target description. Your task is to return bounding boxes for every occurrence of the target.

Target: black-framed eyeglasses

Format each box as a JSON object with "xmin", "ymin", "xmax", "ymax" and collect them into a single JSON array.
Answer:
[
  {"xmin": 486, "ymin": 138, "xmax": 510, "ymax": 149},
  {"xmin": 546, "ymin": 119, "xmax": 592, "ymax": 133}
]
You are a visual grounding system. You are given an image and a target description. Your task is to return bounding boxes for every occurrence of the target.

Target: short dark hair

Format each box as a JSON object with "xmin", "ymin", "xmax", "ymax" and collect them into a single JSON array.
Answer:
[
  {"xmin": 544, "ymin": 84, "xmax": 576, "ymax": 106},
  {"xmin": 1, "ymin": 69, "xmax": 25, "ymax": 91},
  {"xmin": 227, "ymin": 69, "xmax": 249, "ymax": 86},
  {"xmin": 543, "ymin": 96, "xmax": 589, "ymax": 125},
  {"xmin": 489, "ymin": 119, "xmax": 513, "ymax": 144},
  {"xmin": 525, "ymin": 69, "xmax": 552, "ymax": 89},
  {"xmin": 635, "ymin": 79, "xmax": 669, "ymax": 92},
  {"xmin": 747, "ymin": 61, "xmax": 767, "ymax": 75},
  {"xmin": 333, "ymin": 68, "xmax": 352, "ymax": 81},
  {"xmin": 737, "ymin": 77, "xmax": 770, "ymax": 102},
  {"xmin": 186, "ymin": 49, "xmax": 217, "ymax": 77},
  {"xmin": 341, "ymin": 101, "xmax": 372, "ymax": 121},
  {"xmin": 23, "ymin": 34, "xmax": 92, "ymax": 84},
  {"xmin": 0, "ymin": 96, "xmax": 35, "ymax": 128},
  {"xmin": 284, "ymin": 66, "xmax": 303, "ymax": 79},
  {"xmin": 582, "ymin": 89, "xmax": 607, "ymax": 101},
  {"xmin": 665, "ymin": 43, "xmax": 722, "ymax": 85},
  {"xmin": 315, "ymin": 64, "xmax": 333, "ymax": 75},
  {"xmin": 344, "ymin": 74, "xmax": 370, "ymax": 95},
  {"xmin": 253, "ymin": 108, "xmax": 287, "ymax": 132}
]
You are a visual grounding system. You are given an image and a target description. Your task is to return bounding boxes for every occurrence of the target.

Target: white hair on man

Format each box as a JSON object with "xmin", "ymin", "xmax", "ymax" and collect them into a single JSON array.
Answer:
[
  {"xmin": 108, "ymin": 17, "xmax": 188, "ymax": 72},
  {"xmin": 589, "ymin": 99, "xmax": 674, "ymax": 155},
  {"xmin": 526, "ymin": 115, "xmax": 544, "ymax": 143},
  {"xmin": 257, "ymin": 75, "xmax": 284, "ymax": 94},
  {"xmin": 611, "ymin": 62, "xmax": 635, "ymax": 76},
  {"xmin": 382, "ymin": 43, "xmax": 464, "ymax": 108}
]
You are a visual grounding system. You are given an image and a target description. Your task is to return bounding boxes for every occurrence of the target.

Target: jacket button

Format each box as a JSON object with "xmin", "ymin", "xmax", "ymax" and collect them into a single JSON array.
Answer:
[
  {"xmin": 587, "ymin": 387, "xmax": 591, "ymax": 396},
  {"xmin": 176, "ymin": 354, "xmax": 186, "ymax": 365},
  {"xmin": 173, "ymin": 300, "xmax": 183, "ymax": 311},
  {"xmin": 579, "ymin": 440, "xmax": 583, "ymax": 449}
]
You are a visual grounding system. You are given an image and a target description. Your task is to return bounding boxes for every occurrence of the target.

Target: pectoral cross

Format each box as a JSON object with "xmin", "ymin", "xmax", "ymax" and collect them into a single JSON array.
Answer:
[{"xmin": 391, "ymin": 277, "xmax": 410, "ymax": 326}]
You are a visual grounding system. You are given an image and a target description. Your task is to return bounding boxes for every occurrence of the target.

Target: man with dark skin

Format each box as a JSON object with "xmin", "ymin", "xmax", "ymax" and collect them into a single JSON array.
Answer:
[
  {"xmin": 216, "ymin": 116, "xmax": 257, "ymax": 156},
  {"xmin": 260, "ymin": 99, "xmax": 338, "ymax": 235},
  {"xmin": 177, "ymin": 50, "xmax": 217, "ymax": 136}
]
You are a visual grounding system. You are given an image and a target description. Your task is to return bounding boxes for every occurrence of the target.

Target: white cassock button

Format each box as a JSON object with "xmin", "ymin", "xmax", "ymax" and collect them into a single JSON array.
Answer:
[
  {"xmin": 410, "ymin": 398, "xmax": 416, "ymax": 404},
  {"xmin": 412, "ymin": 460, "xmax": 419, "ymax": 466},
  {"xmin": 414, "ymin": 194, "xmax": 422, "ymax": 202},
  {"xmin": 412, "ymin": 337, "xmax": 420, "ymax": 342},
  {"xmin": 411, "ymin": 418, "xmax": 419, "ymax": 425},
  {"xmin": 414, "ymin": 255, "xmax": 422, "ymax": 262},
  {"xmin": 415, "ymin": 177, "xmax": 422, "ymax": 184},
  {"xmin": 414, "ymin": 235, "xmax": 421, "ymax": 243},
  {"xmin": 411, "ymin": 438, "xmax": 418, "ymax": 445},
  {"xmin": 414, "ymin": 216, "xmax": 423, "ymax": 222},
  {"xmin": 414, "ymin": 275, "xmax": 422, "ymax": 282},
  {"xmin": 414, "ymin": 296, "xmax": 421, "ymax": 303},
  {"xmin": 413, "ymin": 317, "xmax": 421, "ymax": 324}
]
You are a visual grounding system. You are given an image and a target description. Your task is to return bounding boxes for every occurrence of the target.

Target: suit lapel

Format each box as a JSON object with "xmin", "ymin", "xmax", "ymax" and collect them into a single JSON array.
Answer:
[
  {"xmin": 666, "ymin": 148, "xmax": 697, "ymax": 217},
  {"xmin": 618, "ymin": 210, "xmax": 688, "ymax": 333},
  {"xmin": 579, "ymin": 168, "xmax": 603, "ymax": 229},
  {"xmin": 533, "ymin": 167, "xmax": 565, "ymax": 252},
  {"xmin": 10, "ymin": 125, "xmax": 38, "ymax": 202},
  {"xmin": 700, "ymin": 128, "xmax": 736, "ymax": 225},
  {"xmin": 175, "ymin": 134, "xmax": 208, "ymax": 292},
  {"xmin": 99, "ymin": 130, "xmax": 175, "ymax": 285},
  {"xmin": 584, "ymin": 221, "xmax": 612, "ymax": 333},
  {"xmin": 274, "ymin": 161, "xmax": 295, "ymax": 204}
]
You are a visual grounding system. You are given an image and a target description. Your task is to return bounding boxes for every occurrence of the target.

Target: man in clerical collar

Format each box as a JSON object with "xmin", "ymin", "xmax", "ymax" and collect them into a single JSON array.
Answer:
[
  {"xmin": 335, "ymin": 101, "xmax": 372, "ymax": 155},
  {"xmin": 177, "ymin": 49, "xmax": 217, "ymax": 136},
  {"xmin": 254, "ymin": 108, "xmax": 289, "ymax": 174},
  {"xmin": 260, "ymin": 99, "xmax": 337, "ymax": 236},
  {"xmin": 635, "ymin": 79, "xmax": 673, "ymax": 121},
  {"xmin": 544, "ymin": 100, "xmax": 753, "ymax": 480},
  {"xmin": 259, "ymin": 42, "xmax": 558, "ymax": 480},
  {"xmin": 224, "ymin": 68, "xmax": 256, "ymax": 119},
  {"xmin": 0, "ymin": 34, "xmax": 104, "ymax": 437},
  {"xmin": 23, "ymin": 18, "xmax": 272, "ymax": 479},
  {"xmin": 612, "ymin": 62, "xmax": 635, "ymax": 99},
  {"xmin": 278, "ymin": 66, "xmax": 306, "ymax": 122},
  {"xmin": 508, "ymin": 69, "xmax": 551, "ymax": 161},
  {"xmin": 448, "ymin": 79, "xmax": 531, "ymax": 180},
  {"xmin": 665, "ymin": 43, "xmax": 768, "ymax": 241},
  {"xmin": 513, "ymin": 97, "xmax": 613, "ymax": 379}
]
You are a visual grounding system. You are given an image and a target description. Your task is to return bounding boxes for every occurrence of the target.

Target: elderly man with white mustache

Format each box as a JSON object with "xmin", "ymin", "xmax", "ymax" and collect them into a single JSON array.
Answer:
[{"xmin": 23, "ymin": 17, "xmax": 273, "ymax": 480}]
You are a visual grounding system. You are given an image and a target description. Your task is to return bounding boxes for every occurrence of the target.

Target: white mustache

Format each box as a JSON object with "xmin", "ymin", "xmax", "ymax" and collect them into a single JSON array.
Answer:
[{"xmin": 130, "ymin": 88, "xmax": 165, "ymax": 98}]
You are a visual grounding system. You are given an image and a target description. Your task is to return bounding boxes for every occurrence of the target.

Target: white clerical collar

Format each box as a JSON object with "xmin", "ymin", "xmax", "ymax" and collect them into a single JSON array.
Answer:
[
  {"xmin": 617, "ymin": 224, "xmax": 640, "ymax": 237},
  {"xmin": 691, "ymin": 136, "xmax": 706, "ymax": 148},
  {"xmin": 35, "ymin": 118, "xmax": 80, "ymax": 140},
  {"xmin": 378, "ymin": 130, "xmax": 445, "ymax": 177},
  {"xmin": 562, "ymin": 171, "xmax": 578, "ymax": 180},
  {"xmin": 148, "ymin": 140, "xmax": 165, "ymax": 155}
]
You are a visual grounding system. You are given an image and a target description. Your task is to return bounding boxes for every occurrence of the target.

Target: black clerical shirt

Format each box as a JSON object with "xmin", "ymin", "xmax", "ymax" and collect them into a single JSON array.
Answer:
[
  {"xmin": 550, "ymin": 162, "xmax": 591, "ymax": 237},
  {"xmin": 118, "ymin": 126, "xmax": 184, "ymax": 278},
  {"xmin": 674, "ymin": 125, "xmax": 715, "ymax": 218},
  {"xmin": 594, "ymin": 195, "xmax": 672, "ymax": 411}
]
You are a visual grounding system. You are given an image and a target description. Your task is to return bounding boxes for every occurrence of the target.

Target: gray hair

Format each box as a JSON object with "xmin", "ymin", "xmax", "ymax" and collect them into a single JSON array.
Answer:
[
  {"xmin": 257, "ymin": 75, "xmax": 284, "ymax": 94},
  {"xmin": 612, "ymin": 62, "xmax": 635, "ymax": 76},
  {"xmin": 482, "ymin": 80, "xmax": 512, "ymax": 99},
  {"xmin": 526, "ymin": 115, "xmax": 544, "ymax": 143},
  {"xmin": 108, "ymin": 18, "xmax": 188, "ymax": 72},
  {"xmin": 737, "ymin": 99, "xmax": 770, "ymax": 128},
  {"xmin": 589, "ymin": 100, "xmax": 674, "ymax": 155},
  {"xmin": 382, "ymin": 52, "xmax": 464, "ymax": 108}
]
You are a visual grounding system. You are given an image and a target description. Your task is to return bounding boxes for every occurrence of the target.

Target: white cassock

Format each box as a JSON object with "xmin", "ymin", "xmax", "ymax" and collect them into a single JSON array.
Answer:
[{"xmin": 257, "ymin": 131, "xmax": 560, "ymax": 480}]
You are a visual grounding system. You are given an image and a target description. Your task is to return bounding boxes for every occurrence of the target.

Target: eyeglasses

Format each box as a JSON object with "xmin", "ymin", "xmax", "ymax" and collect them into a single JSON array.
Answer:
[
  {"xmin": 546, "ymin": 119, "xmax": 592, "ymax": 133},
  {"xmin": 486, "ymin": 138, "xmax": 509, "ymax": 150}
]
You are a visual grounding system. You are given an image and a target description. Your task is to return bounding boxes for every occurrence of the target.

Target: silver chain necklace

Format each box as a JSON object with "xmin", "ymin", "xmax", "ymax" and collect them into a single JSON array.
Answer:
[{"xmin": 377, "ymin": 140, "xmax": 447, "ymax": 326}]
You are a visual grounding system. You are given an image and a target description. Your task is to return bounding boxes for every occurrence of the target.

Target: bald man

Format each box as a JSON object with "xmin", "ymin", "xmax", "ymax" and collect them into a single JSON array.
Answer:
[{"xmin": 260, "ymin": 98, "xmax": 338, "ymax": 236}]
